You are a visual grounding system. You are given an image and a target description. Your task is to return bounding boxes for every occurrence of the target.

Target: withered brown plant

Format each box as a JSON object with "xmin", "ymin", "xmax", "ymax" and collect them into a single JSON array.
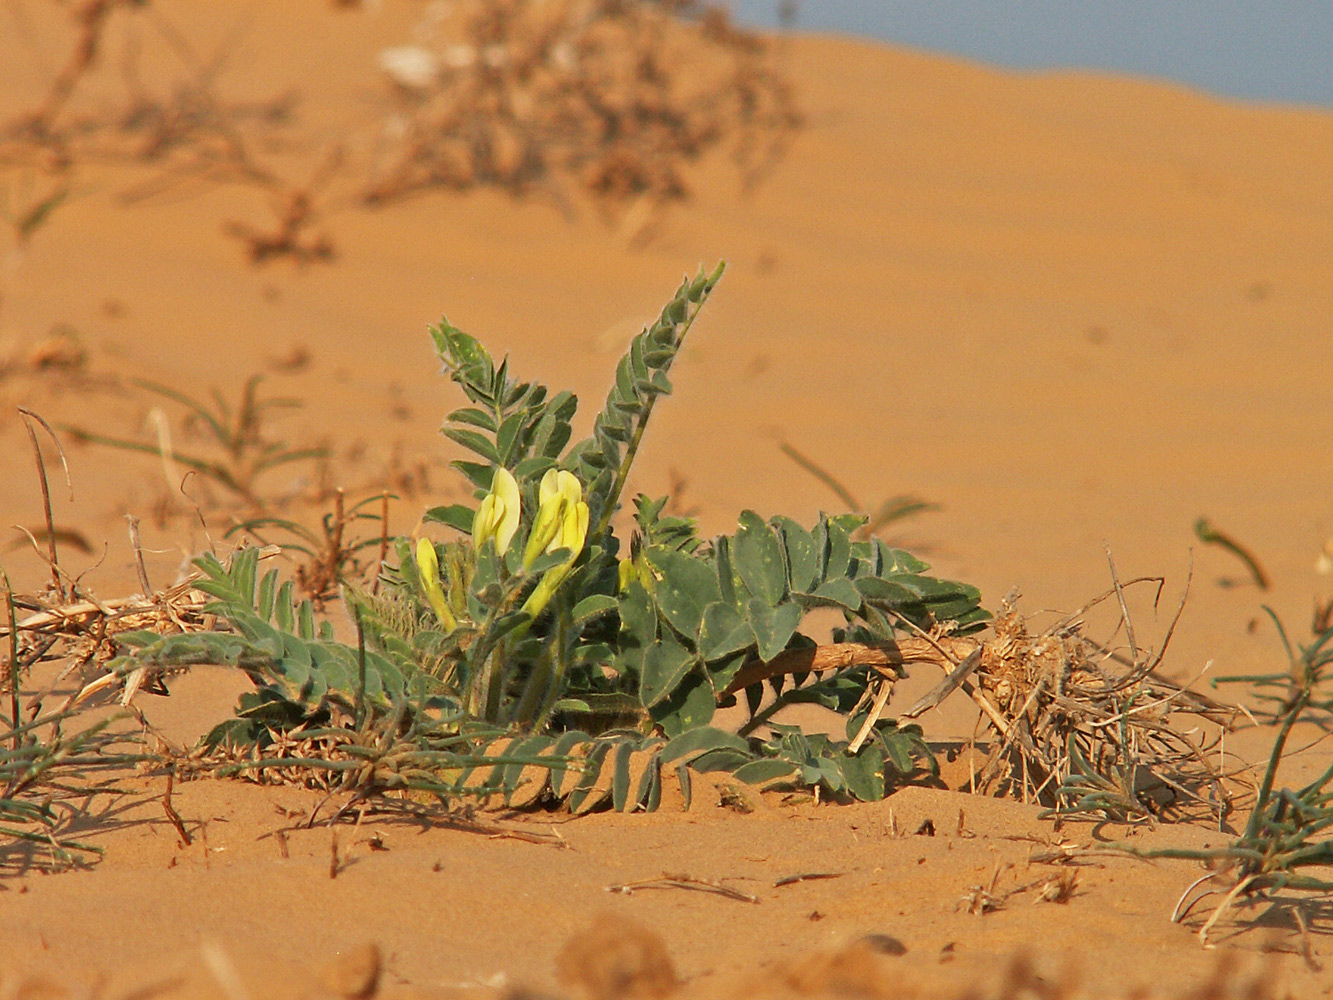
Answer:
[
  {"xmin": 927, "ymin": 566, "xmax": 1244, "ymax": 824},
  {"xmin": 365, "ymin": 0, "xmax": 800, "ymax": 209}
]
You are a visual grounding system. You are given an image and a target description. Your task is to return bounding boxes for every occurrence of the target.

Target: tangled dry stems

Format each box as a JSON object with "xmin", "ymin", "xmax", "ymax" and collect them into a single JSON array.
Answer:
[
  {"xmin": 957, "ymin": 581, "xmax": 1242, "ymax": 824},
  {"xmin": 365, "ymin": 0, "xmax": 800, "ymax": 210},
  {"xmin": 726, "ymin": 568, "xmax": 1242, "ymax": 823}
]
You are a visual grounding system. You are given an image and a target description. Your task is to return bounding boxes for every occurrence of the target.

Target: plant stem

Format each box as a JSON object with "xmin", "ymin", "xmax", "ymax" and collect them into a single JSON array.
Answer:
[
  {"xmin": 18, "ymin": 409, "xmax": 64, "ymax": 600},
  {"xmin": 353, "ymin": 606, "xmax": 367, "ymax": 732},
  {"xmin": 1244, "ymin": 684, "xmax": 1310, "ymax": 843},
  {"xmin": 513, "ymin": 603, "xmax": 571, "ymax": 729},
  {"xmin": 1194, "ymin": 517, "xmax": 1270, "ymax": 590},
  {"xmin": 2, "ymin": 570, "xmax": 18, "ymax": 751}
]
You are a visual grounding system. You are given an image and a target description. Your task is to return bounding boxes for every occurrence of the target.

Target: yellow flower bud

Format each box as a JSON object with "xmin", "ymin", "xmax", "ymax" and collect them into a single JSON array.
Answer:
[
  {"xmin": 471, "ymin": 466, "xmax": 521, "ymax": 555},
  {"xmin": 415, "ymin": 537, "xmax": 457, "ymax": 632},
  {"xmin": 617, "ymin": 553, "xmax": 651, "ymax": 593}
]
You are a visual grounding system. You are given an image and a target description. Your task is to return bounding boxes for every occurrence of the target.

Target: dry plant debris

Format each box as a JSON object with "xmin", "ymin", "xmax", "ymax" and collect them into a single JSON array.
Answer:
[
  {"xmin": 3, "ymin": 0, "xmax": 801, "ymax": 266},
  {"xmin": 606, "ymin": 872, "xmax": 760, "ymax": 904},
  {"xmin": 894, "ymin": 568, "xmax": 1244, "ymax": 825},
  {"xmin": 366, "ymin": 0, "xmax": 800, "ymax": 212}
]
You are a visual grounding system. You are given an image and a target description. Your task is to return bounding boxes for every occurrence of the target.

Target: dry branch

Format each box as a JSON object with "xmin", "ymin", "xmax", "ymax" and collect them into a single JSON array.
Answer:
[{"xmin": 722, "ymin": 636, "xmax": 974, "ymax": 695}]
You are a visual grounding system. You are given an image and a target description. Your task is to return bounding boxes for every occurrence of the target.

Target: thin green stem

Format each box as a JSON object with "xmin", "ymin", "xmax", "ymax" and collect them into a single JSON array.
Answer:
[
  {"xmin": 353, "ymin": 607, "xmax": 367, "ymax": 732},
  {"xmin": 513, "ymin": 603, "xmax": 570, "ymax": 730},
  {"xmin": 737, "ymin": 671, "xmax": 848, "ymax": 738},
  {"xmin": 2, "ymin": 569, "xmax": 17, "ymax": 750},
  {"xmin": 1244, "ymin": 686, "xmax": 1310, "ymax": 842},
  {"xmin": 538, "ymin": 608, "xmax": 572, "ymax": 729},
  {"xmin": 1194, "ymin": 517, "xmax": 1270, "ymax": 590}
]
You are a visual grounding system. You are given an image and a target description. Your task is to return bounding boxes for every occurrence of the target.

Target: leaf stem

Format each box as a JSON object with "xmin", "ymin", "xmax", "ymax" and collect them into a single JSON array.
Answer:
[{"xmin": 2, "ymin": 569, "xmax": 18, "ymax": 750}]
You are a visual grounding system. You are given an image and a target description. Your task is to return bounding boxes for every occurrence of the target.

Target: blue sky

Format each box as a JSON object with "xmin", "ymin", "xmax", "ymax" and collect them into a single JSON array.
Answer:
[{"xmin": 728, "ymin": 1, "xmax": 1333, "ymax": 108}]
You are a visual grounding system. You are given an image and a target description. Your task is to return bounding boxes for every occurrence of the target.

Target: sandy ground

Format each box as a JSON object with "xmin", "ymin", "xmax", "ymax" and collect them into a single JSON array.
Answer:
[{"xmin": 2, "ymin": 1, "xmax": 1333, "ymax": 996}]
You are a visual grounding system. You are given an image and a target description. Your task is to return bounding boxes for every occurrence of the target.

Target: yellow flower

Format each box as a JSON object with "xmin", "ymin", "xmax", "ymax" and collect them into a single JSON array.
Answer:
[
  {"xmin": 523, "ymin": 469, "xmax": 583, "ymax": 569},
  {"xmin": 617, "ymin": 557, "xmax": 636, "ymax": 593},
  {"xmin": 415, "ymin": 537, "xmax": 457, "ymax": 632},
  {"xmin": 471, "ymin": 466, "xmax": 521, "ymax": 555},
  {"xmin": 521, "ymin": 469, "xmax": 589, "ymax": 617}
]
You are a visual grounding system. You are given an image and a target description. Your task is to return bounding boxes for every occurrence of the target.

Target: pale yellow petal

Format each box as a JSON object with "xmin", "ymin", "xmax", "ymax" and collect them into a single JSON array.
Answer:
[{"xmin": 493, "ymin": 467, "xmax": 521, "ymax": 554}]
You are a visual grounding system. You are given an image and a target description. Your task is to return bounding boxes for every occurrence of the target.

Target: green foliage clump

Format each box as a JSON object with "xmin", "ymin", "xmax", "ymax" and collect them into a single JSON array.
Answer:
[
  {"xmin": 1130, "ymin": 609, "xmax": 1333, "ymax": 943},
  {"xmin": 117, "ymin": 264, "xmax": 987, "ymax": 810},
  {"xmin": 0, "ymin": 711, "xmax": 139, "ymax": 871}
]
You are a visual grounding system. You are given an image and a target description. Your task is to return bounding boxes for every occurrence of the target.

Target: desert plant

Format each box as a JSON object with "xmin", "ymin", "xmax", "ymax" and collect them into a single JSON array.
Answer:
[
  {"xmin": 61, "ymin": 374, "xmax": 327, "ymax": 507},
  {"xmin": 0, "ymin": 710, "xmax": 140, "ymax": 871},
  {"xmin": 95, "ymin": 264, "xmax": 990, "ymax": 810},
  {"xmin": 1, "ymin": 577, "xmax": 143, "ymax": 870},
  {"xmin": 1150, "ymin": 609, "xmax": 1333, "ymax": 943}
]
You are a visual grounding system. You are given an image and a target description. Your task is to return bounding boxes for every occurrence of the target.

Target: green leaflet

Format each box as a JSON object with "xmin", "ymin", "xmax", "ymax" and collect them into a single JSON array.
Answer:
[
  {"xmin": 731, "ymin": 758, "xmax": 798, "ymax": 786},
  {"xmin": 647, "ymin": 547, "xmax": 720, "ymax": 640},
  {"xmin": 648, "ymin": 672, "xmax": 716, "ymax": 737},
  {"xmin": 776, "ymin": 517, "xmax": 819, "ymax": 594},
  {"xmin": 747, "ymin": 598, "xmax": 801, "ymax": 662},
  {"xmin": 423, "ymin": 504, "xmax": 475, "ymax": 534},
  {"xmin": 734, "ymin": 510, "xmax": 786, "ymax": 606},
  {"xmin": 698, "ymin": 602, "xmax": 754, "ymax": 661},
  {"xmin": 799, "ymin": 578, "xmax": 862, "ymax": 612},
  {"xmin": 639, "ymin": 635, "xmax": 697, "ymax": 708},
  {"xmin": 660, "ymin": 726, "xmax": 749, "ymax": 764}
]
